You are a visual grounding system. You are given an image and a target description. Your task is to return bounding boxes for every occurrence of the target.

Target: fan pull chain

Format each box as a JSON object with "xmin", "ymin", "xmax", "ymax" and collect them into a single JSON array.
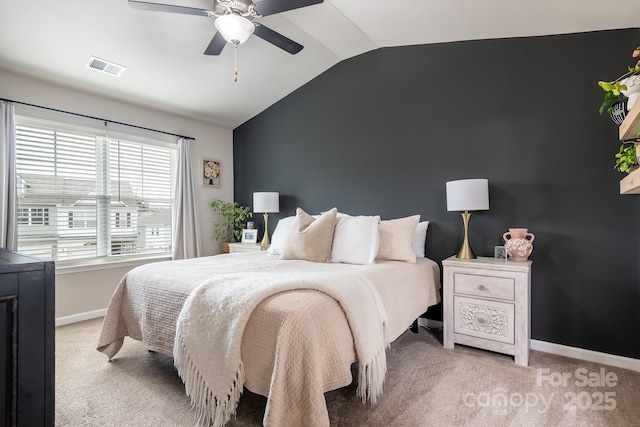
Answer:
[{"xmin": 234, "ymin": 43, "xmax": 238, "ymax": 82}]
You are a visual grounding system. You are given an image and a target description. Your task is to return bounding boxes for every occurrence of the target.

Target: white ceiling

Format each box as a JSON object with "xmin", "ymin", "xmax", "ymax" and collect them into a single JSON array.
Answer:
[{"xmin": 1, "ymin": 0, "xmax": 639, "ymax": 129}]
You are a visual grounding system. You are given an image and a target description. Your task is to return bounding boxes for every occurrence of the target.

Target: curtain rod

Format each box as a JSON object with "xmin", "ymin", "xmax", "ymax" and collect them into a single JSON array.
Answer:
[{"xmin": 0, "ymin": 98, "xmax": 194, "ymax": 140}]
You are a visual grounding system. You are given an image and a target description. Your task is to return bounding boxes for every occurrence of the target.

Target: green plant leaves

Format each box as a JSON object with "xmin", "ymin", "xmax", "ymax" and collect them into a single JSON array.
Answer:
[
  {"xmin": 613, "ymin": 143, "xmax": 638, "ymax": 173},
  {"xmin": 598, "ymin": 80, "xmax": 627, "ymax": 96},
  {"xmin": 599, "ymin": 91, "xmax": 627, "ymax": 115},
  {"xmin": 598, "ymin": 46, "xmax": 640, "ymax": 116},
  {"xmin": 210, "ymin": 199, "xmax": 252, "ymax": 242}
]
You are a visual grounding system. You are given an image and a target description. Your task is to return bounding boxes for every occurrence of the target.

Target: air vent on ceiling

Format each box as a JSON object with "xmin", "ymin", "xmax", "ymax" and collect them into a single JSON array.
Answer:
[{"xmin": 85, "ymin": 56, "xmax": 126, "ymax": 77}]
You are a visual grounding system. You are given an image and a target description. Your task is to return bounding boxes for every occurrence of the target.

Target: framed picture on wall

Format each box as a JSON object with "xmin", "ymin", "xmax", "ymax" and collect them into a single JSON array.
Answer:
[
  {"xmin": 201, "ymin": 158, "xmax": 221, "ymax": 187},
  {"xmin": 241, "ymin": 229, "xmax": 258, "ymax": 243}
]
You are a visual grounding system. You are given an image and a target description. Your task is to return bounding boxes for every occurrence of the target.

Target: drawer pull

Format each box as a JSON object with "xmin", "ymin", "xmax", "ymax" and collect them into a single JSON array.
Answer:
[{"xmin": 477, "ymin": 284, "xmax": 486, "ymax": 291}]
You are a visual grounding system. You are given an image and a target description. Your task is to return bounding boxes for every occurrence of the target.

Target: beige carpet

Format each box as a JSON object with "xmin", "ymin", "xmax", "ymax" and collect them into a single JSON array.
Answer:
[{"xmin": 56, "ymin": 318, "xmax": 639, "ymax": 426}]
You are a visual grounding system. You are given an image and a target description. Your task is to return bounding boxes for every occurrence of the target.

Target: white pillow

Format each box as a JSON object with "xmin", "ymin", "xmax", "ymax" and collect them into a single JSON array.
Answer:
[
  {"xmin": 413, "ymin": 221, "xmax": 430, "ymax": 257},
  {"xmin": 376, "ymin": 215, "xmax": 420, "ymax": 263},
  {"xmin": 318, "ymin": 211, "xmax": 352, "ymax": 218},
  {"xmin": 330, "ymin": 215, "xmax": 380, "ymax": 265},
  {"xmin": 267, "ymin": 216, "xmax": 296, "ymax": 256}
]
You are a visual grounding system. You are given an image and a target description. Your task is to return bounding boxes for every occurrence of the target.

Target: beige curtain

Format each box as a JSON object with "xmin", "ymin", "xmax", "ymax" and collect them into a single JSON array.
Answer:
[{"xmin": 172, "ymin": 137, "xmax": 201, "ymax": 259}]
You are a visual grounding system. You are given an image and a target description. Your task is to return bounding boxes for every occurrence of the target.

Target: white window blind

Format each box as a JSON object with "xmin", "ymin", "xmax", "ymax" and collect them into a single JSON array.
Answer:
[{"xmin": 15, "ymin": 117, "xmax": 177, "ymax": 263}]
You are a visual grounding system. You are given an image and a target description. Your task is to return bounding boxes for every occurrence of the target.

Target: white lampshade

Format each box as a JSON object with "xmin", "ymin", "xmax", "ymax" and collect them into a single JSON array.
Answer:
[
  {"xmin": 214, "ymin": 14, "xmax": 255, "ymax": 45},
  {"xmin": 446, "ymin": 179, "xmax": 489, "ymax": 212},
  {"xmin": 253, "ymin": 192, "xmax": 279, "ymax": 213}
]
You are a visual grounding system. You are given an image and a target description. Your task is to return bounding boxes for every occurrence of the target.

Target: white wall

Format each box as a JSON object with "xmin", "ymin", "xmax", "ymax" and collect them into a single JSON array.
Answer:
[{"xmin": 0, "ymin": 68, "xmax": 234, "ymax": 318}]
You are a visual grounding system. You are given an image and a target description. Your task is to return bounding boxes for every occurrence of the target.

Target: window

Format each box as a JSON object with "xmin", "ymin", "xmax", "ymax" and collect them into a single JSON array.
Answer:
[
  {"xmin": 15, "ymin": 117, "xmax": 177, "ymax": 264},
  {"xmin": 18, "ymin": 208, "xmax": 50, "ymax": 226}
]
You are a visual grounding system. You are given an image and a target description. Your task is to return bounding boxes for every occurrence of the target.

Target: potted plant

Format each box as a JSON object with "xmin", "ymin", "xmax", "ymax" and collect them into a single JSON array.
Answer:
[
  {"xmin": 598, "ymin": 45, "xmax": 640, "ymax": 120},
  {"xmin": 598, "ymin": 92, "xmax": 627, "ymax": 124},
  {"xmin": 209, "ymin": 199, "xmax": 252, "ymax": 252},
  {"xmin": 613, "ymin": 143, "xmax": 639, "ymax": 173}
]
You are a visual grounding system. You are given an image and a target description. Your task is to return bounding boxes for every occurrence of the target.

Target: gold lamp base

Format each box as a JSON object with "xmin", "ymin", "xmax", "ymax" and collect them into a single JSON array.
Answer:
[
  {"xmin": 456, "ymin": 211, "xmax": 476, "ymax": 259},
  {"xmin": 261, "ymin": 212, "xmax": 271, "ymax": 246}
]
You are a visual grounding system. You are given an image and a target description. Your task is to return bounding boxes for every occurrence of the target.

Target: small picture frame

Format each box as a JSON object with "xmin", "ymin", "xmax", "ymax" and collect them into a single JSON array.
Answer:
[
  {"xmin": 201, "ymin": 158, "xmax": 221, "ymax": 187},
  {"xmin": 241, "ymin": 229, "xmax": 258, "ymax": 243},
  {"xmin": 494, "ymin": 245, "xmax": 507, "ymax": 261}
]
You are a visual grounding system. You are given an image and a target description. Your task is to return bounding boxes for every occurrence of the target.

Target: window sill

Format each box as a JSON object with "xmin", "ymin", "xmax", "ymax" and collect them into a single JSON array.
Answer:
[{"xmin": 55, "ymin": 254, "xmax": 172, "ymax": 275}]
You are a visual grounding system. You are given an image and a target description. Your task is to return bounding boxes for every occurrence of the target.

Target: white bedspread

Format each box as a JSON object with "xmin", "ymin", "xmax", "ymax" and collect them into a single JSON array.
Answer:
[{"xmin": 97, "ymin": 252, "xmax": 441, "ymax": 426}]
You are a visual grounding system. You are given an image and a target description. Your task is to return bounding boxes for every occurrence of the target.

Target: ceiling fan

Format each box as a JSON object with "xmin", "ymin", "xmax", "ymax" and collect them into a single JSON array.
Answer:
[{"xmin": 128, "ymin": 0, "xmax": 323, "ymax": 56}]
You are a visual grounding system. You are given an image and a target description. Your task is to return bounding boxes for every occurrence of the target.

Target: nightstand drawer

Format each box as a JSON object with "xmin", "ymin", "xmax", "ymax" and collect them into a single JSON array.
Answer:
[
  {"xmin": 453, "ymin": 273, "xmax": 515, "ymax": 301},
  {"xmin": 454, "ymin": 295, "xmax": 514, "ymax": 345}
]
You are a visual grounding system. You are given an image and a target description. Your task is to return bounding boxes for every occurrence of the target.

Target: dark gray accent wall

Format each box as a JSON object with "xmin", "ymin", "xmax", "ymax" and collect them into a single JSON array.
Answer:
[{"xmin": 234, "ymin": 29, "xmax": 640, "ymax": 359}]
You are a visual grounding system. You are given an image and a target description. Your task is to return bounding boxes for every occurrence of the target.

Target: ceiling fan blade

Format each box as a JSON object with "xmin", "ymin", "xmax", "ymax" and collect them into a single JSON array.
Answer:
[
  {"xmin": 204, "ymin": 32, "xmax": 227, "ymax": 56},
  {"xmin": 253, "ymin": 24, "xmax": 303, "ymax": 55},
  {"xmin": 128, "ymin": 0, "xmax": 211, "ymax": 17},
  {"xmin": 253, "ymin": 0, "xmax": 323, "ymax": 17}
]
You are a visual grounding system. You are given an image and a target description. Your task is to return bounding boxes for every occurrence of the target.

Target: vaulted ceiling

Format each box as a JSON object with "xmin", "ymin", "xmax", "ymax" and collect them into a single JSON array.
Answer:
[{"xmin": 1, "ymin": 0, "xmax": 639, "ymax": 128}]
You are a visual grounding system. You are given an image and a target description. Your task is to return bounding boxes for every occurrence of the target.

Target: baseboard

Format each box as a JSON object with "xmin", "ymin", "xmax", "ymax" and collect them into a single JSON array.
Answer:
[
  {"xmin": 531, "ymin": 339, "xmax": 640, "ymax": 373},
  {"xmin": 55, "ymin": 308, "xmax": 106, "ymax": 327},
  {"xmin": 417, "ymin": 318, "xmax": 639, "ymax": 372}
]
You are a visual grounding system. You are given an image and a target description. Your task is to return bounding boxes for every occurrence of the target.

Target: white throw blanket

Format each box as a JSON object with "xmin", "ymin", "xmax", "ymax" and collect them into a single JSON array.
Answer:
[{"xmin": 173, "ymin": 267, "xmax": 389, "ymax": 427}]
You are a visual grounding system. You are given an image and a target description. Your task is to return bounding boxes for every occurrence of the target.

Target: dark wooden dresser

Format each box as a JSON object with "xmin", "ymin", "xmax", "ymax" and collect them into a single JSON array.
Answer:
[{"xmin": 0, "ymin": 250, "xmax": 54, "ymax": 427}]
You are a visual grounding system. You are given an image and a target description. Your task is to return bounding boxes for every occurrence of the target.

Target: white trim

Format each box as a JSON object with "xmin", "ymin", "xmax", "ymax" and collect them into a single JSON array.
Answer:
[
  {"xmin": 55, "ymin": 254, "xmax": 172, "ymax": 275},
  {"xmin": 530, "ymin": 339, "xmax": 640, "ymax": 373},
  {"xmin": 416, "ymin": 318, "xmax": 640, "ymax": 372},
  {"xmin": 55, "ymin": 308, "xmax": 106, "ymax": 327}
]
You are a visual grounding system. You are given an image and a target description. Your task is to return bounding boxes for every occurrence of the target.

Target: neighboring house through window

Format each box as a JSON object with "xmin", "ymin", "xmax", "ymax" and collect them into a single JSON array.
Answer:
[{"xmin": 18, "ymin": 207, "xmax": 50, "ymax": 225}]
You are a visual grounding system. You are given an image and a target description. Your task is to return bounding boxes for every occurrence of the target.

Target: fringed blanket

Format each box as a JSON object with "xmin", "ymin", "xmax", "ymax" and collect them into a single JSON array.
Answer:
[
  {"xmin": 173, "ymin": 267, "xmax": 389, "ymax": 427},
  {"xmin": 97, "ymin": 253, "xmax": 442, "ymax": 426}
]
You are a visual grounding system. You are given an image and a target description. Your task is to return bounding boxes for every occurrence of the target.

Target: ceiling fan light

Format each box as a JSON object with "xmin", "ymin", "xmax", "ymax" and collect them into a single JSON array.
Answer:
[{"xmin": 214, "ymin": 14, "xmax": 255, "ymax": 45}]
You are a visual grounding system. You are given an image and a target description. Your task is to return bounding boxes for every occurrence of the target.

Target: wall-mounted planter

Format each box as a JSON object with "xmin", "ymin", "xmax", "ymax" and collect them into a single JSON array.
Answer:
[{"xmin": 610, "ymin": 100, "xmax": 627, "ymax": 124}]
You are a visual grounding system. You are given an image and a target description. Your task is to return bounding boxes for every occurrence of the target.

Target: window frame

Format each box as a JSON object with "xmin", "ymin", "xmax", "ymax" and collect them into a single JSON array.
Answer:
[{"xmin": 14, "ymin": 115, "xmax": 178, "ymax": 267}]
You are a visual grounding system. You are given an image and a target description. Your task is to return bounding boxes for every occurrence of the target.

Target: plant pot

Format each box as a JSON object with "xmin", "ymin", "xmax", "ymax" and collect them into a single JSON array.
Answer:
[
  {"xmin": 221, "ymin": 241, "xmax": 230, "ymax": 253},
  {"xmin": 621, "ymin": 76, "xmax": 640, "ymax": 111},
  {"xmin": 610, "ymin": 100, "xmax": 627, "ymax": 124}
]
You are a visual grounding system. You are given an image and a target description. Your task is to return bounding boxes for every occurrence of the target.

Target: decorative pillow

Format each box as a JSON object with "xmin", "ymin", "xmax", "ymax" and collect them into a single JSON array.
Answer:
[
  {"xmin": 413, "ymin": 221, "xmax": 430, "ymax": 258},
  {"xmin": 267, "ymin": 216, "xmax": 296, "ymax": 256},
  {"xmin": 376, "ymin": 215, "xmax": 420, "ymax": 263},
  {"xmin": 281, "ymin": 208, "xmax": 338, "ymax": 262},
  {"xmin": 330, "ymin": 215, "xmax": 381, "ymax": 265}
]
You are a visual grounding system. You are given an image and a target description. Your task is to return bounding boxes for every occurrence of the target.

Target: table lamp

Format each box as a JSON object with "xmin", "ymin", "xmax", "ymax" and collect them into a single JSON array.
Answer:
[
  {"xmin": 253, "ymin": 192, "xmax": 279, "ymax": 245},
  {"xmin": 446, "ymin": 179, "xmax": 489, "ymax": 259}
]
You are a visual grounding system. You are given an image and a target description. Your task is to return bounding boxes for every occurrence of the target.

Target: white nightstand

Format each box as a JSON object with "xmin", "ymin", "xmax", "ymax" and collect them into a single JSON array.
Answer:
[
  {"xmin": 442, "ymin": 255, "xmax": 532, "ymax": 366},
  {"xmin": 228, "ymin": 243, "xmax": 270, "ymax": 253}
]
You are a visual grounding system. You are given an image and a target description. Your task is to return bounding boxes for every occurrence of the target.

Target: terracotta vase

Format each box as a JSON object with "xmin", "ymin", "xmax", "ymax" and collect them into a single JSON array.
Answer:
[{"xmin": 502, "ymin": 228, "xmax": 535, "ymax": 262}]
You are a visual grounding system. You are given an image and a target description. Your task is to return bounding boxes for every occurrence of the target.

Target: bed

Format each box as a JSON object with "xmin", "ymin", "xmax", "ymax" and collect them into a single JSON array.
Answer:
[{"xmin": 97, "ymin": 209, "xmax": 441, "ymax": 427}]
